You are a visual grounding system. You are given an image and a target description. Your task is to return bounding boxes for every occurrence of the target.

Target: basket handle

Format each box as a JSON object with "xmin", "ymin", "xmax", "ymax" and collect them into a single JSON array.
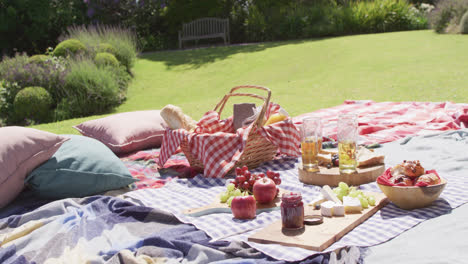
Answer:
[{"xmin": 213, "ymin": 85, "xmax": 271, "ymax": 127}]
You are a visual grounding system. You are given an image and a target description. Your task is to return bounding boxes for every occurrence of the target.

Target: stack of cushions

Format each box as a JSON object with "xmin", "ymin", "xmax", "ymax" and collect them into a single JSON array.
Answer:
[
  {"xmin": 0, "ymin": 127, "xmax": 69, "ymax": 208},
  {"xmin": 73, "ymin": 110, "xmax": 167, "ymax": 154},
  {"xmin": 26, "ymin": 135, "xmax": 137, "ymax": 199}
]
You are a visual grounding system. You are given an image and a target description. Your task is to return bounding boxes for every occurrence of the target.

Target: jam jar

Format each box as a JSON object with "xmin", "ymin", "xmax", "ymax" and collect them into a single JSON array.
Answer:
[{"xmin": 281, "ymin": 191, "xmax": 304, "ymax": 229}]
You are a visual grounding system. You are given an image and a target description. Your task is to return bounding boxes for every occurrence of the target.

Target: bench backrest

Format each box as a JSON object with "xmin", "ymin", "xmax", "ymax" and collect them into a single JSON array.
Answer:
[{"xmin": 181, "ymin": 18, "xmax": 228, "ymax": 36}]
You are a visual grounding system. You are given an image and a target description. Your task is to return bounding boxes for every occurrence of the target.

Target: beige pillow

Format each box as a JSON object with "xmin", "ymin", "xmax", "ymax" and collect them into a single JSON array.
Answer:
[
  {"xmin": 0, "ymin": 127, "xmax": 69, "ymax": 208},
  {"xmin": 73, "ymin": 110, "xmax": 167, "ymax": 154}
]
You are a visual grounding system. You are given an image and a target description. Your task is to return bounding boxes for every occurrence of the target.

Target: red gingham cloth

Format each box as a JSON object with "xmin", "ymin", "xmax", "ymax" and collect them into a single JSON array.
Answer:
[
  {"xmin": 159, "ymin": 103, "xmax": 301, "ymax": 178},
  {"xmin": 294, "ymin": 100, "xmax": 468, "ymax": 145}
]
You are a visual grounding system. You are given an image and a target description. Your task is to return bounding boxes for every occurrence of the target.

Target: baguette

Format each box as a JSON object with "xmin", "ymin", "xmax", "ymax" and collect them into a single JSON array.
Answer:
[{"xmin": 160, "ymin": 104, "xmax": 197, "ymax": 131}]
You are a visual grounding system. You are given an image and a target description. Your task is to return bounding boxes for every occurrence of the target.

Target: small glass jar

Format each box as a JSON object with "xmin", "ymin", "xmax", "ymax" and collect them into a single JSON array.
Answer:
[{"xmin": 281, "ymin": 192, "xmax": 304, "ymax": 229}]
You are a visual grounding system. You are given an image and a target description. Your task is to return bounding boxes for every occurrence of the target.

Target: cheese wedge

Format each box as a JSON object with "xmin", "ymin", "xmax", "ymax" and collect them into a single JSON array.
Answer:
[
  {"xmin": 333, "ymin": 203, "xmax": 345, "ymax": 216},
  {"xmin": 317, "ymin": 153, "xmax": 332, "ymax": 166},
  {"xmin": 343, "ymin": 196, "xmax": 362, "ymax": 214},
  {"xmin": 321, "ymin": 185, "xmax": 342, "ymax": 204},
  {"xmin": 320, "ymin": 201, "xmax": 346, "ymax": 217},
  {"xmin": 321, "ymin": 201, "xmax": 335, "ymax": 217},
  {"xmin": 357, "ymin": 146, "xmax": 385, "ymax": 168}
]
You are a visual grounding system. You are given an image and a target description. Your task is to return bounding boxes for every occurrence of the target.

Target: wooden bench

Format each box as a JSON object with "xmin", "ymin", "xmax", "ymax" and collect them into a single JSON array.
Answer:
[{"xmin": 178, "ymin": 18, "xmax": 230, "ymax": 49}]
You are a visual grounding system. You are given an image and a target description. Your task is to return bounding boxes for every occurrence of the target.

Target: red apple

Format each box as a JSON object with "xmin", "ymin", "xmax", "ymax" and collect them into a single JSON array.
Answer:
[
  {"xmin": 231, "ymin": 196, "xmax": 256, "ymax": 219},
  {"xmin": 253, "ymin": 177, "xmax": 277, "ymax": 204}
]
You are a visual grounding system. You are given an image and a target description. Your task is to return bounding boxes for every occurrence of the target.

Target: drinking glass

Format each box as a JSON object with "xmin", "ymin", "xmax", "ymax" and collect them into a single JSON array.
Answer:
[
  {"xmin": 337, "ymin": 113, "xmax": 358, "ymax": 174},
  {"xmin": 301, "ymin": 117, "xmax": 322, "ymax": 172}
]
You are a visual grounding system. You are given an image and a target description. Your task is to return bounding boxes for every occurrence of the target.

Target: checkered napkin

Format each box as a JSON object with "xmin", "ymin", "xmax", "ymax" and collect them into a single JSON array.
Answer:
[
  {"xmin": 125, "ymin": 156, "xmax": 468, "ymax": 262},
  {"xmin": 158, "ymin": 103, "xmax": 301, "ymax": 178}
]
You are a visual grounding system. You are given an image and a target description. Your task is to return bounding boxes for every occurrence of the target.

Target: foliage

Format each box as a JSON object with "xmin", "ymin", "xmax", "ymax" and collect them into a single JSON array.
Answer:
[
  {"xmin": 0, "ymin": 53, "xmax": 68, "ymax": 105},
  {"xmin": 0, "ymin": 0, "xmax": 88, "ymax": 56},
  {"xmin": 61, "ymin": 25, "xmax": 138, "ymax": 72},
  {"xmin": 429, "ymin": 0, "xmax": 468, "ymax": 33},
  {"xmin": 0, "ymin": 80, "xmax": 22, "ymax": 124},
  {"xmin": 97, "ymin": 43, "xmax": 117, "ymax": 55},
  {"xmin": 28, "ymin": 55, "xmax": 50, "ymax": 66},
  {"xmin": 13, "ymin": 86, "xmax": 53, "ymax": 124},
  {"xmin": 56, "ymin": 58, "xmax": 122, "ymax": 120},
  {"xmin": 461, "ymin": 11, "xmax": 468, "ymax": 33},
  {"xmin": 95, "ymin": 52, "xmax": 120, "ymax": 68},
  {"xmin": 239, "ymin": 0, "xmax": 427, "ymax": 42},
  {"xmin": 53, "ymin": 39, "xmax": 87, "ymax": 58}
]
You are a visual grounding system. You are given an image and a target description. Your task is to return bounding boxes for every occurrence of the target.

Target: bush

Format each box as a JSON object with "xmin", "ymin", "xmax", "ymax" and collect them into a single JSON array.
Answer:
[
  {"xmin": 60, "ymin": 25, "xmax": 138, "ymax": 72},
  {"xmin": 94, "ymin": 52, "xmax": 119, "ymax": 68},
  {"xmin": 430, "ymin": 0, "xmax": 468, "ymax": 33},
  {"xmin": 97, "ymin": 43, "xmax": 117, "ymax": 55},
  {"xmin": 460, "ymin": 10, "xmax": 468, "ymax": 33},
  {"xmin": 56, "ymin": 58, "xmax": 122, "ymax": 120},
  {"xmin": 0, "ymin": 53, "xmax": 68, "ymax": 106},
  {"xmin": 28, "ymin": 55, "xmax": 50, "ymax": 66},
  {"xmin": 13, "ymin": 86, "xmax": 53, "ymax": 124},
  {"xmin": 53, "ymin": 39, "xmax": 87, "ymax": 57},
  {"xmin": 0, "ymin": 80, "xmax": 23, "ymax": 125}
]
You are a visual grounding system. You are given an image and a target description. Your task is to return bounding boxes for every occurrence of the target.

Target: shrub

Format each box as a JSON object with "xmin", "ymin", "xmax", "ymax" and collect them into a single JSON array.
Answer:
[
  {"xmin": 0, "ymin": 81, "xmax": 23, "ymax": 125},
  {"xmin": 430, "ymin": 0, "xmax": 468, "ymax": 33},
  {"xmin": 53, "ymin": 39, "xmax": 87, "ymax": 57},
  {"xmin": 28, "ymin": 55, "xmax": 50, "ymax": 66},
  {"xmin": 94, "ymin": 52, "xmax": 119, "ymax": 68},
  {"xmin": 60, "ymin": 25, "xmax": 138, "ymax": 72},
  {"xmin": 460, "ymin": 10, "xmax": 468, "ymax": 33},
  {"xmin": 97, "ymin": 43, "xmax": 117, "ymax": 55},
  {"xmin": 56, "ymin": 58, "xmax": 122, "ymax": 120},
  {"xmin": 0, "ymin": 53, "xmax": 68, "ymax": 106},
  {"xmin": 13, "ymin": 86, "xmax": 53, "ymax": 124}
]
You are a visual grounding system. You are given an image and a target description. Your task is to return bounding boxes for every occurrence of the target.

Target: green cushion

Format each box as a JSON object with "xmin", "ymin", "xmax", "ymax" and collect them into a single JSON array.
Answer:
[{"xmin": 26, "ymin": 135, "xmax": 137, "ymax": 198}]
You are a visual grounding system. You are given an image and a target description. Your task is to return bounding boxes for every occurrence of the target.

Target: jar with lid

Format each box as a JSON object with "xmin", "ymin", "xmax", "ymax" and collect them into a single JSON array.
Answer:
[{"xmin": 281, "ymin": 191, "xmax": 304, "ymax": 229}]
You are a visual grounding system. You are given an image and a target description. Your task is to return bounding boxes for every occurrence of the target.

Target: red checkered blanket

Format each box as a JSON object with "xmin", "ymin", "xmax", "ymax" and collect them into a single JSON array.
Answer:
[
  {"xmin": 294, "ymin": 100, "xmax": 468, "ymax": 144},
  {"xmin": 158, "ymin": 103, "xmax": 301, "ymax": 178}
]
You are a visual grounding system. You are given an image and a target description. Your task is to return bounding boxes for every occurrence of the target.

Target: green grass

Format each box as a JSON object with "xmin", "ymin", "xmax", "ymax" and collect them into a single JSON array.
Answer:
[{"xmin": 33, "ymin": 30, "xmax": 468, "ymax": 134}]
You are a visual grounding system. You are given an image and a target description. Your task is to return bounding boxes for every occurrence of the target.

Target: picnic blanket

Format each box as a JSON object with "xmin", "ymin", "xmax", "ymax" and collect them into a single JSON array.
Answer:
[
  {"xmin": 294, "ymin": 100, "xmax": 468, "ymax": 145},
  {"xmin": 125, "ymin": 129, "xmax": 468, "ymax": 262}
]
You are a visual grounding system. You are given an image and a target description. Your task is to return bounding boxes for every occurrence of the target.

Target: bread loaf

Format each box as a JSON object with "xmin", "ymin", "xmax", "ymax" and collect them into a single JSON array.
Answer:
[{"xmin": 160, "ymin": 104, "xmax": 197, "ymax": 131}]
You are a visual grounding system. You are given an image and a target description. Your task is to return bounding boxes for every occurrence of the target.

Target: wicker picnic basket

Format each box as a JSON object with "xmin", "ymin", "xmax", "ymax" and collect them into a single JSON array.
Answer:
[{"xmin": 180, "ymin": 85, "xmax": 278, "ymax": 171}]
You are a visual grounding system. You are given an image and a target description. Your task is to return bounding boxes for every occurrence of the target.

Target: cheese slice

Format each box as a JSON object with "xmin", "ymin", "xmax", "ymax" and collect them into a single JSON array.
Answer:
[
  {"xmin": 343, "ymin": 196, "xmax": 362, "ymax": 214},
  {"xmin": 308, "ymin": 194, "xmax": 326, "ymax": 207},
  {"xmin": 321, "ymin": 185, "xmax": 342, "ymax": 204},
  {"xmin": 321, "ymin": 201, "xmax": 335, "ymax": 217}
]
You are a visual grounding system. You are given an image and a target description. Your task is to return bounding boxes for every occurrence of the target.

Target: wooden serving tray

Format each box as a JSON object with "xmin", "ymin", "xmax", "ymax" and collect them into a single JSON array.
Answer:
[
  {"xmin": 248, "ymin": 192, "xmax": 389, "ymax": 252},
  {"xmin": 298, "ymin": 164, "xmax": 385, "ymax": 187}
]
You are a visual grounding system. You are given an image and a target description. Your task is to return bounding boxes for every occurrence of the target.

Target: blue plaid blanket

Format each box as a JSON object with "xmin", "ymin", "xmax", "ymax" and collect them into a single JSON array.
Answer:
[
  {"xmin": 125, "ymin": 129, "xmax": 468, "ymax": 261},
  {"xmin": 1, "ymin": 129, "xmax": 467, "ymax": 263}
]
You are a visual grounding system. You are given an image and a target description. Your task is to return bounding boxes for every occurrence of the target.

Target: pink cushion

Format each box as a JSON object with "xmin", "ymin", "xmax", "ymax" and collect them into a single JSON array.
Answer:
[
  {"xmin": 73, "ymin": 110, "xmax": 167, "ymax": 154},
  {"xmin": 0, "ymin": 127, "xmax": 69, "ymax": 208}
]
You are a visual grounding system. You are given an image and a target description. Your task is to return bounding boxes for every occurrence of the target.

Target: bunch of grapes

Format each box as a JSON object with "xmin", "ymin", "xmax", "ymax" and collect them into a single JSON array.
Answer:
[
  {"xmin": 220, "ymin": 183, "xmax": 249, "ymax": 206},
  {"xmin": 234, "ymin": 166, "xmax": 282, "ymax": 192},
  {"xmin": 220, "ymin": 166, "xmax": 282, "ymax": 206},
  {"xmin": 333, "ymin": 182, "xmax": 376, "ymax": 208}
]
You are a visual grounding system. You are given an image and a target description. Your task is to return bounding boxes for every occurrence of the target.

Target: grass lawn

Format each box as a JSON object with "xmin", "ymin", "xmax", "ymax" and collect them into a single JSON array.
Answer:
[{"xmin": 33, "ymin": 30, "xmax": 468, "ymax": 134}]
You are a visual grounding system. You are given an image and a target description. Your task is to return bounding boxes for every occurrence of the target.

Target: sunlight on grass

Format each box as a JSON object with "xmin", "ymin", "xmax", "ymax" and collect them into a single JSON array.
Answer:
[{"xmin": 33, "ymin": 30, "xmax": 468, "ymax": 134}]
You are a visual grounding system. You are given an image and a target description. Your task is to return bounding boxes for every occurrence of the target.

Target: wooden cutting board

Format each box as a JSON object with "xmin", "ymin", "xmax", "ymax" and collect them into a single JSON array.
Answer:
[
  {"xmin": 183, "ymin": 189, "xmax": 286, "ymax": 217},
  {"xmin": 298, "ymin": 164, "xmax": 385, "ymax": 187},
  {"xmin": 248, "ymin": 192, "xmax": 389, "ymax": 252}
]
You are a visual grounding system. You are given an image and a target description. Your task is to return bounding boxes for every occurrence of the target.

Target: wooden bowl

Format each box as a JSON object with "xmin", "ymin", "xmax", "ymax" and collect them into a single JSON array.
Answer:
[{"xmin": 377, "ymin": 178, "xmax": 447, "ymax": 210}]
